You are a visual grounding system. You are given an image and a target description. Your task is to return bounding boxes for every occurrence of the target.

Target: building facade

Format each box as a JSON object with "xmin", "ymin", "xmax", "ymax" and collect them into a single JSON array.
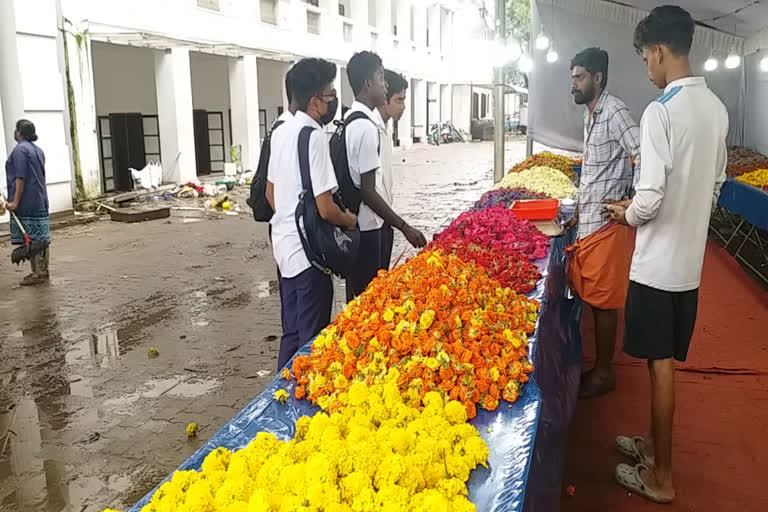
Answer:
[{"xmin": 1, "ymin": 0, "xmax": 496, "ymax": 213}]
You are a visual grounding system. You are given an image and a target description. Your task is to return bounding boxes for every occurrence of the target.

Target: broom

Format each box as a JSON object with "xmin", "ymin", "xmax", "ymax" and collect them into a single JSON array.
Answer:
[{"xmin": 2, "ymin": 195, "xmax": 50, "ymax": 265}]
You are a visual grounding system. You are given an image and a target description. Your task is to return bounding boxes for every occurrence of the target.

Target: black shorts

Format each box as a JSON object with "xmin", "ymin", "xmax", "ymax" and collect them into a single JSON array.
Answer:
[{"xmin": 623, "ymin": 281, "xmax": 699, "ymax": 362}]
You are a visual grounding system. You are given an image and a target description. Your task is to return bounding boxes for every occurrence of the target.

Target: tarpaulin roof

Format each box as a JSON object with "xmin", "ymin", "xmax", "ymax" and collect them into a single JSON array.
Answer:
[
  {"xmin": 527, "ymin": 0, "xmax": 759, "ymax": 153},
  {"xmin": 620, "ymin": 0, "xmax": 768, "ymax": 38}
]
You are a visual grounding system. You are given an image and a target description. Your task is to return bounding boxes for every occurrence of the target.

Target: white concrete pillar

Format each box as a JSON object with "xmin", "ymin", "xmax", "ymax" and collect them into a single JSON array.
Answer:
[
  {"xmin": 397, "ymin": 74, "xmax": 413, "ymax": 149},
  {"xmin": 229, "ymin": 55, "xmax": 262, "ymax": 173},
  {"xmin": 154, "ymin": 47, "xmax": 196, "ymax": 184},
  {"xmin": 376, "ymin": 0, "xmax": 392, "ymax": 34},
  {"xmin": 319, "ymin": 0, "xmax": 342, "ymax": 42},
  {"xmin": 396, "ymin": 0, "xmax": 411, "ymax": 43},
  {"xmin": 428, "ymin": 5, "xmax": 441, "ymax": 53},
  {"xmin": 0, "ymin": 0, "xmax": 24, "ymax": 155},
  {"xmin": 441, "ymin": 84, "xmax": 452, "ymax": 123},
  {"xmin": 413, "ymin": 4, "xmax": 427, "ymax": 50},
  {"xmin": 413, "ymin": 78, "xmax": 427, "ymax": 142},
  {"xmin": 66, "ymin": 34, "xmax": 102, "ymax": 197},
  {"xmin": 351, "ymin": 0, "xmax": 369, "ymax": 46}
]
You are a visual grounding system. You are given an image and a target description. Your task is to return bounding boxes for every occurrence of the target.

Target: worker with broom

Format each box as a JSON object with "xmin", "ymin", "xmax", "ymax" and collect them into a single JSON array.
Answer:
[{"xmin": 2, "ymin": 119, "xmax": 51, "ymax": 285}]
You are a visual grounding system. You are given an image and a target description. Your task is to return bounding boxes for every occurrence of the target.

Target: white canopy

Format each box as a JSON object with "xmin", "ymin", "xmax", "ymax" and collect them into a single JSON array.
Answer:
[{"xmin": 528, "ymin": 0, "xmax": 768, "ymax": 155}]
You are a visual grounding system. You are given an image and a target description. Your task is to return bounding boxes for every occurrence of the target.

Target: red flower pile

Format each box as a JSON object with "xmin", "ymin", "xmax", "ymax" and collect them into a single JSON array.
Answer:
[
  {"xmin": 433, "ymin": 206, "xmax": 550, "ymax": 260},
  {"xmin": 428, "ymin": 238, "xmax": 541, "ymax": 294}
]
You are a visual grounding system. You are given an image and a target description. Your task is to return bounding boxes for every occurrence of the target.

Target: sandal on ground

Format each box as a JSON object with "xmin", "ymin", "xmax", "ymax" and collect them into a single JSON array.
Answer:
[
  {"xmin": 578, "ymin": 371, "xmax": 616, "ymax": 399},
  {"xmin": 616, "ymin": 435, "xmax": 653, "ymax": 465},
  {"xmin": 615, "ymin": 463, "xmax": 674, "ymax": 504}
]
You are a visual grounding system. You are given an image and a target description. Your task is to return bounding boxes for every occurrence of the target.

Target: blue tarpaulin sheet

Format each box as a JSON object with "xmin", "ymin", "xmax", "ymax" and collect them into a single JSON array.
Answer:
[
  {"xmin": 718, "ymin": 178, "xmax": 768, "ymax": 232},
  {"xmin": 129, "ymin": 234, "xmax": 582, "ymax": 512}
]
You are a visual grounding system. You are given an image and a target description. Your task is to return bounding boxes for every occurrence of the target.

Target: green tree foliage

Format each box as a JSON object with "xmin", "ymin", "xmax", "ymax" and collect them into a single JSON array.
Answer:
[{"xmin": 505, "ymin": 0, "xmax": 530, "ymax": 87}]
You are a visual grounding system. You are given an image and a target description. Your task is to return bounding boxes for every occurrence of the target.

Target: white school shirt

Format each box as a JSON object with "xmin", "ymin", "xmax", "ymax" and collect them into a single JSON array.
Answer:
[
  {"xmin": 625, "ymin": 77, "xmax": 728, "ymax": 292},
  {"xmin": 268, "ymin": 111, "xmax": 339, "ymax": 278},
  {"xmin": 344, "ymin": 101, "xmax": 390, "ymax": 232}
]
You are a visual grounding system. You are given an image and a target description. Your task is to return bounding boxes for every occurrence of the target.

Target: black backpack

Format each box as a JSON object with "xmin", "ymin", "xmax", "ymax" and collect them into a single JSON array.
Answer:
[
  {"xmin": 295, "ymin": 126, "xmax": 360, "ymax": 277},
  {"xmin": 329, "ymin": 111, "xmax": 379, "ymax": 215},
  {"xmin": 247, "ymin": 119, "xmax": 285, "ymax": 222}
]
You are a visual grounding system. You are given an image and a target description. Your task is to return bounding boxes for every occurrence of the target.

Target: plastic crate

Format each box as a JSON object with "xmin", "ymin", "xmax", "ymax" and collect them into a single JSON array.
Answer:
[{"xmin": 509, "ymin": 199, "xmax": 560, "ymax": 220}]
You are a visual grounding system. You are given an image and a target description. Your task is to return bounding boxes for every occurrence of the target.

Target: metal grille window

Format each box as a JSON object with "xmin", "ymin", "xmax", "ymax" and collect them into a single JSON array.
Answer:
[
  {"xmin": 307, "ymin": 10, "xmax": 321, "ymax": 34},
  {"xmin": 261, "ymin": 0, "xmax": 277, "ymax": 24},
  {"xmin": 197, "ymin": 0, "xmax": 220, "ymax": 11}
]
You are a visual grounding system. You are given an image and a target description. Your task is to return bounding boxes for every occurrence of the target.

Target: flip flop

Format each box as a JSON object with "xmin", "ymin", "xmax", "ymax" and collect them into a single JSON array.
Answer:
[
  {"xmin": 615, "ymin": 463, "xmax": 674, "ymax": 504},
  {"xmin": 616, "ymin": 435, "xmax": 652, "ymax": 465}
]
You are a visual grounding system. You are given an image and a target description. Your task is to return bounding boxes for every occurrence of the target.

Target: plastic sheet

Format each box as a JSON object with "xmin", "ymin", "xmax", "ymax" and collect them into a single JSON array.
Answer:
[
  {"xmin": 718, "ymin": 178, "xmax": 768, "ymax": 231},
  {"xmin": 129, "ymin": 236, "xmax": 582, "ymax": 512}
]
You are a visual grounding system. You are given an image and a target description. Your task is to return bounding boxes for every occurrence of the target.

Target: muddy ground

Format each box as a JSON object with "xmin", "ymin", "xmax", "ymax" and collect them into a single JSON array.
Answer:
[{"xmin": 0, "ymin": 140, "xmax": 527, "ymax": 512}]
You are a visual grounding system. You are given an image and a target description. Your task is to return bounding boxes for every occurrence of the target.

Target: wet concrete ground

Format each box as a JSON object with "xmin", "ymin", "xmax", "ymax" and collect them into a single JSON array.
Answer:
[{"xmin": 0, "ymin": 140, "xmax": 528, "ymax": 512}]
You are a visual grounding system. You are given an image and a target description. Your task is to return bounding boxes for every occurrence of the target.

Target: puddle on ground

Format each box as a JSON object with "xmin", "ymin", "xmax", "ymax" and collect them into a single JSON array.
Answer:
[{"xmin": 101, "ymin": 376, "xmax": 221, "ymax": 416}]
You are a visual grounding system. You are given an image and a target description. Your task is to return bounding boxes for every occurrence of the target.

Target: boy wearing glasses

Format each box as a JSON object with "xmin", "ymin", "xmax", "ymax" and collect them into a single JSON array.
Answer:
[{"xmin": 267, "ymin": 58, "xmax": 356, "ymax": 369}]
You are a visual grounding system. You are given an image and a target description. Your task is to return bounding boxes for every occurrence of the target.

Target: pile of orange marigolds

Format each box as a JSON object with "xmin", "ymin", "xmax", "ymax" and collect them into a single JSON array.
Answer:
[{"xmin": 291, "ymin": 248, "xmax": 539, "ymax": 420}]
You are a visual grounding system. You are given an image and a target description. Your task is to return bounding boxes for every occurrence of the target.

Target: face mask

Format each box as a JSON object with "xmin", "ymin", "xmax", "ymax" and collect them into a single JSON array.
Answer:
[{"xmin": 319, "ymin": 97, "xmax": 339, "ymax": 126}]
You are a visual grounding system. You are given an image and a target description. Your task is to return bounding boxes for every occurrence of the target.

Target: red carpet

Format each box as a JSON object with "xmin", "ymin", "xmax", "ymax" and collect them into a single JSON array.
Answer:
[{"xmin": 561, "ymin": 241, "xmax": 768, "ymax": 511}]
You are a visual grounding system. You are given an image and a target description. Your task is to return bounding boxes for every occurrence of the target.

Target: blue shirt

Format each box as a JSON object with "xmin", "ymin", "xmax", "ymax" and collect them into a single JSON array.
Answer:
[{"xmin": 5, "ymin": 140, "xmax": 49, "ymax": 214}]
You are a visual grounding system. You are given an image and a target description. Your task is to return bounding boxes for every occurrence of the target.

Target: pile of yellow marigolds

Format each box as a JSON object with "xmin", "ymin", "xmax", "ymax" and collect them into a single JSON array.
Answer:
[
  {"xmin": 508, "ymin": 151, "xmax": 577, "ymax": 181},
  {"xmin": 736, "ymin": 168, "xmax": 768, "ymax": 191},
  {"xmin": 123, "ymin": 375, "xmax": 488, "ymax": 512}
]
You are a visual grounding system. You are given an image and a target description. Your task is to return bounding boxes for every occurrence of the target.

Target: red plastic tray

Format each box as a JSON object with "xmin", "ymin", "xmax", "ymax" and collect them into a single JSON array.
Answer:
[{"xmin": 509, "ymin": 199, "xmax": 559, "ymax": 220}]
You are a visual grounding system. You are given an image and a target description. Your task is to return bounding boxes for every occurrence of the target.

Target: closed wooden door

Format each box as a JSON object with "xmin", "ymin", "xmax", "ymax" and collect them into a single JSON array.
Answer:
[
  {"xmin": 110, "ymin": 113, "xmax": 146, "ymax": 191},
  {"xmin": 193, "ymin": 109, "xmax": 211, "ymax": 176}
]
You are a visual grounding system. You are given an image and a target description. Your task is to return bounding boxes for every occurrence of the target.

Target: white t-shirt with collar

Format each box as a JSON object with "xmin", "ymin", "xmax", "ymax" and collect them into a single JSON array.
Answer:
[
  {"xmin": 626, "ymin": 76, "xmax": 728, "ymax": 292},
  {"xmin": 268, "ymin": 111, "xmax": 339, "ymax": 279},
  {"xmin": 344, "ymin": 100, "xmax": 391, "ymax": 232}
]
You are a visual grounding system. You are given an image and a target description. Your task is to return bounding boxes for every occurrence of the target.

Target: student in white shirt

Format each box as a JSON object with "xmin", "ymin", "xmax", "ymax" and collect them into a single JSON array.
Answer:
[
  {"xmin": 266, "ymin": 58, "xmax": 357, "ymax": 369},
  {"xmin": 344, "ymin": 52, "xmax": 427, "ymax": 301},
  {"xmin": 605, "ymin": 6, "xmax": 728, "ymax": 504}
]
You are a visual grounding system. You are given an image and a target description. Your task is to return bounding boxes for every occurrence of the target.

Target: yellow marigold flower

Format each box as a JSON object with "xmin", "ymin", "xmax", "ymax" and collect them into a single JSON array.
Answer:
[
  {"xmin": 424, "ymin": 357, "xmax": 440, "ymax": 370},
  {"xmin": 489, "ymin": 366, "xmax": 500, "ymax": 382},
  {"xmin": 383, "ymin": 309, "xmax": 395, "ymax": 322},
  {"xmin": 444, "ymin": 400, "xmax": 468, "ymax": 425},
  {"xmin": 147, "ymin": 347, "xmax": 159, "ymax": 358},
  {"xmin": 185, "ymin": 422, "xmax": 199, "ymax": 438},
  {"xmin": 419, "ymin": 309, "xmax": 436, "ymax": 330},
  {"xmin": 273, "ymin": 389, "xmax": 290, "ymax": 404}
]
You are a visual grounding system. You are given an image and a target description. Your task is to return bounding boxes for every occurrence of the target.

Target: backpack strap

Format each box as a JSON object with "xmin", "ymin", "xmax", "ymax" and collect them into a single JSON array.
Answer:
[
  {"xmin": 343, "ymin": 111, "xmax": 380, "ymax": 155},
  {"xmin": 295, "ymin": 125, "xmax": 332, "ymax": 275}
]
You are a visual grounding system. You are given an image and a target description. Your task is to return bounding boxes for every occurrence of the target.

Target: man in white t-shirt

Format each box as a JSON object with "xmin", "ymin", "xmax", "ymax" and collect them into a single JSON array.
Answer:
[
  {"xmin": 605, "ymin": 6, "xmax": 728, "ymax": 504},
  {"xmin": 344, "ymin": 52, "xmax": 427, "ymax": 302},
  {"xmin": 266, "ymin": 58, "xmax": 357, "ymax": 369}
]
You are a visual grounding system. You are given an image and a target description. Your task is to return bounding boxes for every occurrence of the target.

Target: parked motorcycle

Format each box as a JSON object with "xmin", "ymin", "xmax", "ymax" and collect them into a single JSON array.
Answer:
[
  {"xmin": 440, "ymin": 121, "xmax": 465, "ymax": 144},
  {"xmin": 428, "ymin": 123, "xmax": 441, "ymax": 145}
]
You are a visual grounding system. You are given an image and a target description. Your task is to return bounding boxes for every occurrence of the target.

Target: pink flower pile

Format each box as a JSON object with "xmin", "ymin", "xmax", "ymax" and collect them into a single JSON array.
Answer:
[{"xmin": 433, "ymin": 206, "xmax": 550, "ymax": 260}]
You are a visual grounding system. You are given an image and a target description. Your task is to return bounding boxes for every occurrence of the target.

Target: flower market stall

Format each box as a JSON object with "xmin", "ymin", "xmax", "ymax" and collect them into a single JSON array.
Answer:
[
  {"xmin": 711, "ymin": 147, "xmax": 768, "ymax": 284},
  {"xmin": 118, "ymin": 165, "xmax": 584, "ymax": 512}
]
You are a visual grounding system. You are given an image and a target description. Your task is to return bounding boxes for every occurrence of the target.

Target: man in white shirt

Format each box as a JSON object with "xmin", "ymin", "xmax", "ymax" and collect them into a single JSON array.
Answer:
[
  {"xmin": 344, "ymin": 52, "xmax": 427, "ymax": 302},
  {"xmin": 605, "ymin": 6, "xmax": 728, "ymax": 503},
  {"xmin": 266, "ymin": 58, "xmax": 357, "ymax": 369}
]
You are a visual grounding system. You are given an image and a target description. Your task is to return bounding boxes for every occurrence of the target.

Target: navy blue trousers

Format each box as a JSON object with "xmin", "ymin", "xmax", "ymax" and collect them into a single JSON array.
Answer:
[
  {"xmin": 345, "ymin": 226, "xmax": 394, "ymax": 302},
  {"xmin": 277, "ymin": 266, "xmax": 333, "ymax": 370}
]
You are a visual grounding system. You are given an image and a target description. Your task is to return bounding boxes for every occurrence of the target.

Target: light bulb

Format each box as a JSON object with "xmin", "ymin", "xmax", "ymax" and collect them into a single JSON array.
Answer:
[
  {"xmin": 535, "ymin": 33, "xmax": 550, "ymax": 51},
  {"xmin": 725, "ymin": 54, "xmax": 741, "ymax": 69},
  {"xmin": 518, "ymin": 55, "xmax": 533, "ymax": 73},
  {"xmin": 760, "ymin": 56, "xmax": 768, "ymax": 72},
  {"xmin": 546, "ymin": 49, "xmax": 559, "ymax": 63},
  {"xmin": 704, "ymin": 57, "xmax": 718, "ymax": 71}
]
